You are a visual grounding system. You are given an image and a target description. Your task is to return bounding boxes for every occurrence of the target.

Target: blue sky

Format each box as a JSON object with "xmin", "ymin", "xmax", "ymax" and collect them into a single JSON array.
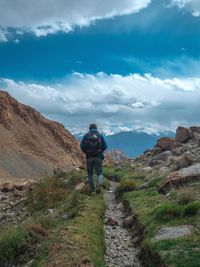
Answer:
[{"xmin": 0, "ymin": 0, "xmax": 200, "ymax": 134}]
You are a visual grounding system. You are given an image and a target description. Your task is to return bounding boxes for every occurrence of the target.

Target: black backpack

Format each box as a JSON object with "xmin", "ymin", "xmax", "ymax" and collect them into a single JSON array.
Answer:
[{"xmin": 84, "ymin": 132, "xmax": 102, "ymax": 156}]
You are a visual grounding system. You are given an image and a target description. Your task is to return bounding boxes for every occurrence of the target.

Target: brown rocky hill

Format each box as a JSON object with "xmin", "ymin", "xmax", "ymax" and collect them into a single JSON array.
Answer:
[{"xmin": 0, "ymin": 91, "xmax": 83, "ymax": 181}]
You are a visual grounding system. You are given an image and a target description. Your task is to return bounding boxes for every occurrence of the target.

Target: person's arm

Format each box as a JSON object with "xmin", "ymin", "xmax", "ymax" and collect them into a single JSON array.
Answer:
[
  {"xmin": 101, "ymin": 135, "xmax": 107, "ymax": 152},
  {"xmin": 80, "ymin": 135, "xmax": 86, "ymax": 153}
]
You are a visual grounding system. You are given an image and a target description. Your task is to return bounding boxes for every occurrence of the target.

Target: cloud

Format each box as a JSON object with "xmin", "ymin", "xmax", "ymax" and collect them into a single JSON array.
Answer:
[
  {"xmin": 171, "ymin": 0, "xmax": 200, "ymax": 16},
  {"xmin": 1, "ymin": 72, "xmax": 200, "ymax": 134},
  {"xmin": 0, "ymin": 0, "xmax": 150, "ymax": 41}
]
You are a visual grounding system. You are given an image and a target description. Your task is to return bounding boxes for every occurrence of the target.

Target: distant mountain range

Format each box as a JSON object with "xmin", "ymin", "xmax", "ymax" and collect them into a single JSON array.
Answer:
[
  {"xmin": 105, "ymin": 131, "xmax": 175, "ymax": 157},
  {"xmin": 75, "ymin": 131, "xmax": 175, "ymax": 158}
]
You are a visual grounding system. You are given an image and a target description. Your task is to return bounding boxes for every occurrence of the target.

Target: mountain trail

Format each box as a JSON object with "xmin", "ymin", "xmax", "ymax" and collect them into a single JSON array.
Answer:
[{"xmin": 104, "ymin": 181, "xmax": 142, "ymax": 267}]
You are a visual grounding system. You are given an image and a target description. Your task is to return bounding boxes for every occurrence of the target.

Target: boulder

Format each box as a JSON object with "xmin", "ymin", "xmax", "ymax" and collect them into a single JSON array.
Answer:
[
  {"xmin": 156, "ymin": 137, "xmax": 175, "ymax": 151},
  {"xmin": 175, "ymin": 126, "xmax": 192, "ymax": 143},
  {"xmin": 172, "ymin": 147, "xmax": 185, "ymax": 156},
  {"xmin": 14, "ymin": 181, "xmax": 33, "ymax": 191},
  {"xmin": 154, "ymin": 225, "xmax": 192, "ymax": 241},
  {"xmin": 158, "ymin": 164, "xmax": 200, "ymax": 194},
  {"xmin": 1, "ymin": 182, "xmax": 14, "ymax": 192},
  {"xmin": 183, "ymin": 152, "xmax": 196, "ymax": 163},
  {"xmin": 149, "ymin": 160, "xmax": 164, "ymax": 167},
  {"xmin": 149, "ymin": 151, "xmax": 172, "ymax": 167}
]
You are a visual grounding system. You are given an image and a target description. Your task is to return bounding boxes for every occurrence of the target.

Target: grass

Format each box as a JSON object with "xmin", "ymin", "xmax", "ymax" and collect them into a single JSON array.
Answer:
[
  {"xmin": 116, "ymin": 178, "xmax": 136, "ymax": 196},
  {"xmin": 0, "ymin": 170, "xmax": 106, "ymax": 267},
  {"xmin": 105, "ymin": 165, "xmax": 200, "ymax": 267}
]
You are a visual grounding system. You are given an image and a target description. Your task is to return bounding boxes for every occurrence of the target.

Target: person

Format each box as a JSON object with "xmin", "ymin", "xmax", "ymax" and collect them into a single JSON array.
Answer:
[{"xmin": 80, "ymin": 123, "xmax": 107, "ymax": 194}]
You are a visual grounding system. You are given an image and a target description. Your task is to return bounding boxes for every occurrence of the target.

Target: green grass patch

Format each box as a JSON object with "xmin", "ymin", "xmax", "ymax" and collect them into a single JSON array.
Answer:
[{"xmin": 116, "ymin": 178, "xmax": 136, "ymax": 196}]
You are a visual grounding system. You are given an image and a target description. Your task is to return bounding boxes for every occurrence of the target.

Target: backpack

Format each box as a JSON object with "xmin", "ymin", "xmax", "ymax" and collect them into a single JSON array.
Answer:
[{"xmin": 84, "ymin": 132, "xmax": 102, "ymax": 156}]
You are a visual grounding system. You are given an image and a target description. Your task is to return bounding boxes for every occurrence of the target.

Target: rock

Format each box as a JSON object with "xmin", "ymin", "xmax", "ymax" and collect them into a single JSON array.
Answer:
[
  {"xmin": 105, "ymin": 217, "xmax": 119, "ymax": 226},
  {"xmin": 14, "ymin": 181, "xmax": 33, "ymax": 191},
  {"xmin": 156, "ymin": 137, "xmax": 175, "ymax": 151},
  {"xmin": 75, "ymin": 182, "xmax": 86, "ymax": 191},
  {"xmin": 158, "ymin": 164, "xmax": 200, "ymax": 194},
  {"xmin": 141, "ymin": 167, "xmax": 153, "ymax": 174},
  {"xmin": 154, "ymin": 225, "xmax": 192, "ymax": 241},
  {"xmin": 123, "ymin": 214, "xmax": 136, "ymax": 228},
  {"xmin": 175, "ymin": 126, "xmax": 192, "ymax": 143},
  {"xmin": 61, "ymin": 214, "xmax": 69, "ymax": 220},
  {"xmin": 172, "ymin": 147, "xmax": 185, "ymax": 156},
  {"xmin": 183, "ymin": 151, "xmax": 196, "ymax": 163},
  {"xmin": 137, "ymin": 178, "xmax": 159, "ymax": 190},
  {"xmin": 190, "ymin": 126, "xmax": 200, "ymax": 134},
  {"xmin": 149, "ymin": 159, "xmax": 164, "ymax": 167},
  {"xmin": 168, "ymin": 155, "xmax": 190, "ymax": 171},
  {"xmin": 149, "ymin": 151, "xmax": 172, "ymax": 167},
  {"xmin": 1, "ymin": 182, "xmax": 14, "ymax": 192}
]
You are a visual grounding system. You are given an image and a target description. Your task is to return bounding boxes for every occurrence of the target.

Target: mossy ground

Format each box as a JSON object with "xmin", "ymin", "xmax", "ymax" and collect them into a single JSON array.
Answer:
[
  {"xmin": 105, "ymin": 164, "xmax": 200, "ymax": 267},
  {"xmin": 0, "ymin": 170, "xmax": 107, "ymax": 267}
]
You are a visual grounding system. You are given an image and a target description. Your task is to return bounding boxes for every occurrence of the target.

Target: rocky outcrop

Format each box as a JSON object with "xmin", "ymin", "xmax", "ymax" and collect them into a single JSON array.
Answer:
[
  {"xmin": 158, "ymin": 164, "xmax": 200, "ymax": 194},
  {"xmin": 0, "ymin": 91, "xmax": 84, "ymax": 180}
]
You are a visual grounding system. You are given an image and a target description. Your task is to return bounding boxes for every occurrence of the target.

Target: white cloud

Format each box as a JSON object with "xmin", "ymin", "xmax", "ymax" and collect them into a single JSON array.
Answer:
[
  {"xmin": 171, "ymin": 0, "xmax": 200, "ymax": 16},
  {"xmin": 0, "ymin": 0, "xmax": 150, "ymax": 40},
  {"xmin": 1, "ymin": 72, "xmax": 200, "ymax": 134},
  {"xmin": 0, "ymin": 28, "xmax": 8, "ymax": 42}
]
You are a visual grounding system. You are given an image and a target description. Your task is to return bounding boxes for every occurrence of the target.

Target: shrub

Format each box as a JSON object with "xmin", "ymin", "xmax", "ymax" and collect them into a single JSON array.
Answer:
[
  {"xmin": 183, "ymin": 202, "xmax": 200, "ymax": 217},
  {"xmin": 102, "ymin": 178, "xmax": 110, "ymax": 190},
  {"xmin": 0, "ymin": 226, "xmax": 39, "ymax": 265},
  {"xmin": 154, "ymin": 203, "xmax": 183, "ymax": 221},
  {"xmin": 26, "ymin": 176, "xmax": 68, "ymax": 214},
  {"xmin": 116, "ymin": 179, "xmax": 136, "ymax": 196},
  {"xmin": 176, "ymin": 189, "xmax": 195, "ymax": 205}
]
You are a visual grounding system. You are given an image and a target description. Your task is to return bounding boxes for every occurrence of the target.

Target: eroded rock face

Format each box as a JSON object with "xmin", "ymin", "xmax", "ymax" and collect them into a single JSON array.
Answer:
[
  {"xmin": 175, "ymin": 126, "xmax": 192, "ymax": 143},
  {"xmin": 158, "ymin": 164, "xmax": 200, "ymax": 194}
]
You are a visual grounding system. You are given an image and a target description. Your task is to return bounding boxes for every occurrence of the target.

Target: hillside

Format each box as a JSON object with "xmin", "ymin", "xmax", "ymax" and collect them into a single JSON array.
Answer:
[{"xmin": 0, "ymin": 91, "xmax": 83, "ymax": 181}]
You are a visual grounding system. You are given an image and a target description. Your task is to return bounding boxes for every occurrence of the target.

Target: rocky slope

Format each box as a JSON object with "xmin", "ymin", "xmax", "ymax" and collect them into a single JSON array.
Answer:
[
  {"xmin": 0, "ymin": 91, "xmax": 83, "ymax": 182},
  {"xmin": 131, "ymin": 125, "xmax": 200, "ymax": 191}
]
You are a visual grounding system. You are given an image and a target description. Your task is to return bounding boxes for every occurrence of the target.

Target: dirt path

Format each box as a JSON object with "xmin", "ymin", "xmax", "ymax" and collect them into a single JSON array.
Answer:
[{"xmin": 104, "ymin": 181, "xmax": 142, "ymax": 267}]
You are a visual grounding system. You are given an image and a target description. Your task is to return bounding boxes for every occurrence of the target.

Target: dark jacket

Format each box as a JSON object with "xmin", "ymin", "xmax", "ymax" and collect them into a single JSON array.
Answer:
[{"xmin": 80, "ymin": 129, "xmax": 107, "ymax": 159}]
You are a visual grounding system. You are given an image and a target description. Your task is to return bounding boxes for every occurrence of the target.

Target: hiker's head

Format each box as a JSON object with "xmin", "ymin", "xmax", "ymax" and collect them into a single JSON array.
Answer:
[{"xmin": 89, "ymin": 123, "xmax": 97, "ymax": 130}]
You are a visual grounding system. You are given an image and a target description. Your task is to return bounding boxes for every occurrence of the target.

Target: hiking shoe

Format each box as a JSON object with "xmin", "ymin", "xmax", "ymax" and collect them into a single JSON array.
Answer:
[{"xmin": 96, "ymin": 183, "xmax": 101, "ymax": 194}]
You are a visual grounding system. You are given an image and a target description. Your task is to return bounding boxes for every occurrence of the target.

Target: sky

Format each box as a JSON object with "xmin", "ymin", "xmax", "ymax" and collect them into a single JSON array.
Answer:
[{"xmin": 0, "ymin": 0, "xmax": 200, "ymax": 134}]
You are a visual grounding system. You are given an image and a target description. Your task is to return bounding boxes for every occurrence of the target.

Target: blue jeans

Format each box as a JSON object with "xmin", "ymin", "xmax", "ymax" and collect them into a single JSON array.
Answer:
[{"xmin": 86, "ymin": 157, "xmax": 103, "ymax": 192}]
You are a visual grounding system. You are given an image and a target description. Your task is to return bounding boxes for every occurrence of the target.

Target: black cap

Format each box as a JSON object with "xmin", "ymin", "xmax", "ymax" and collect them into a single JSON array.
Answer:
[{"xmin": 89, "ymin": 123, "xmax": 97, "ymax": 130}]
